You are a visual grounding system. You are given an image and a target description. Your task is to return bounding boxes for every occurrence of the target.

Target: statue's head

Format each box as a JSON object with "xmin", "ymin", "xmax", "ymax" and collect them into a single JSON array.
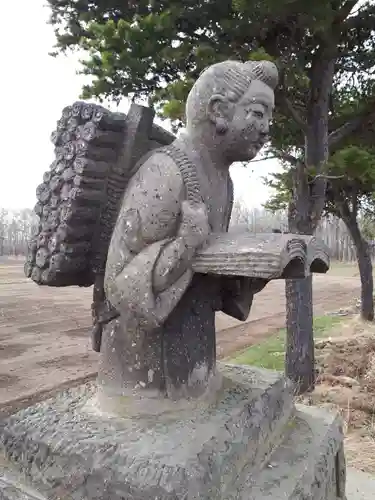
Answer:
[{"xmin": 185, "ymin": 59, "xmax": 278, "ymax": 163}]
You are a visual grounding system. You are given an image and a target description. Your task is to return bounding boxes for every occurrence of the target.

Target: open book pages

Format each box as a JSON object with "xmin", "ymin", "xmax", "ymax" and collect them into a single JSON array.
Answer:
[{"xmin": 192, "ymin": 232, "xmax": 330, "ymax": 280}]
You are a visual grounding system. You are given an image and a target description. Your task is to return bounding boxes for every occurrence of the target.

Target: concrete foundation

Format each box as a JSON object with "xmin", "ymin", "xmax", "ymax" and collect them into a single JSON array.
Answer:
[{"xmin": 0, "ymin": 365, "xmax": 345, "ymax": 499}]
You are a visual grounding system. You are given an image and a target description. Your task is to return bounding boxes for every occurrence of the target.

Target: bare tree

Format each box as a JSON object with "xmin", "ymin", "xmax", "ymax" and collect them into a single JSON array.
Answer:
[
  {"xmin": 0, "ymin": 208, "xmax": 37, "ymax": 256},
  {"xmin": 230, "ymin": 200, "xmax": 373, "ymax": 262}
]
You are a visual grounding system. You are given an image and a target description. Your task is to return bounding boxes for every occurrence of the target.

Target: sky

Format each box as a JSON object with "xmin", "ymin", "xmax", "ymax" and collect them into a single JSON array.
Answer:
[{"xmin": 0, "ymin": 0, "xmax": 282, "ymax": 211}]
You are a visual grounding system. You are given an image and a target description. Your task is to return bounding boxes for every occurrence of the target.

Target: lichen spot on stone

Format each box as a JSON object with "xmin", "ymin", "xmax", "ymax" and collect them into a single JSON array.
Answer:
[
  {"xmin": 148, "ymin": 369, "xmax": 154, "ymax": 383},
  {"xmin": 188, "ymin": 362, "xmax": 209, "ymax": 386}
]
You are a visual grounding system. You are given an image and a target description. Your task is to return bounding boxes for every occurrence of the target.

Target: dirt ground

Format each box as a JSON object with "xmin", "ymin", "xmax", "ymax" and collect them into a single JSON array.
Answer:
[
  {"xmin": 0, "ymin": 259, "xmax": 362, "ymax": 414},
  {"xmin": 297, "ymin": 316, "xmax": 375, "ymax": 475}
]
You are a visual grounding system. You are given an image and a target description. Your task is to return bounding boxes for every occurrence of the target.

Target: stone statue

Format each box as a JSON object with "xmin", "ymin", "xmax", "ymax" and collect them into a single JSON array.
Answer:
[
  {"xmin": 10, "ymin": 59, "xmax": 345, "ymax": 500},
  {"xmin": 99, "ymin": 59, "xmax": 279, "ymax": 411}
]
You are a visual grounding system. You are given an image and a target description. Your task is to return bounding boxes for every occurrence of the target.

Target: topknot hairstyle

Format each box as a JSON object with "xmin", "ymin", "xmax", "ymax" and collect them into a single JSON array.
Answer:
[{"xmin": 245, "ymin": 60, "xmax": 279, "ymax": 90}]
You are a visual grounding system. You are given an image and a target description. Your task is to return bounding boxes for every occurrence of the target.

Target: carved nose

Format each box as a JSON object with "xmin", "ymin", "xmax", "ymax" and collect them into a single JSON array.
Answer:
[
  {"xmin": 260, "ymin": 121, "xmax": 269, "ymax": 135},
  {"xmin": 258, "ymin": 129, "xmax": 269, "ymax": 146}
]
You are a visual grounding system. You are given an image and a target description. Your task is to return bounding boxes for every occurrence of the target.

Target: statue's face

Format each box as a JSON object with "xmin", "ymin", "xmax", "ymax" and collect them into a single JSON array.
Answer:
[{"xmin": 226, "ymin": 80, "xmax": 274, "ymax": 162}]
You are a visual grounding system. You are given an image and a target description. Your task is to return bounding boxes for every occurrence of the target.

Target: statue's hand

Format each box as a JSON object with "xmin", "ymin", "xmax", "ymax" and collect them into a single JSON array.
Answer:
[
  {"xmin": 178, "ymin": 200, "xmax": 210, "ymax": 250},
  {"xmin": 152, "ymin": 201, "xmax": 209, "ymax": 295}
]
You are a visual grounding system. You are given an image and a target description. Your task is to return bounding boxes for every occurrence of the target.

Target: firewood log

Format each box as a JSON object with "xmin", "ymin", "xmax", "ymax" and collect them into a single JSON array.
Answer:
[
  {"xmin": 60, "ymin": 241, "xmax": 91, "ymax": 255},
  {"xmin": 81, "ymin": 103, "xmax": 94, "ymax": 121},
  {"xmin": 91, "ymin": 108, "xmax": 126, "ymax": 132},
  {"xmin": 37, "ymin": 232, "xmax": 50, "ymax": 248},
  {"xmin": 31, "ymin": 266, "xmax": 42, "ymax": 284},
  {"xmin": 62, "ymin": 167, "xmax": 75, "ymax": 182},
  {"xmin": 80, "ymin": 122, "xmax": 124, "ymax": 146},
  {"xmin": 61, "ymin": 131, "xmax": 75, "ymax": 144},
  {"xmin": 50, "ymin": 130, "xmax": 62, "ymax": 147},
  {"xmin": 73, "ymin": 157, "xmax": 109, "ymax": 177},
  {"xmin": 28, "ymin": 238, "xmax": 38, "ymax": 253},
  {"xmin": 49, "ymin": 160, "xmax": 58, "ymax": 172},
  {"xmin": 56, "ymin": 117, "xmax": 66, "ymax": 131},
  {"xmin": 56, "ymin": 222, "xmax": 94, "ymax": 241},
  {"xmin": 62, "ymin": 106, "xmax": 73, "ymax": 120},
  {"xmin": 75, "ymin": 139, "xmax": 118, "ymax": 162},
  {"xmin": 60, "ymin": 183, "xmax": 71, "ymax": 201},
  {"xmin": 63, "ymin": 142, "xmax": 76, "ymax": 161},
  {"xmin": 50, "ymin": 176, "xmax": 63, "ymax": 192},
  {"xmin": 35, "ymin": 247, "xmax": 50, "ymax": 269},
  {"xmin": 24, "ymin": 262, "xmax": 33, "ymax": 278},
  {"xmin": 59, "ymin": 203, "xmax": 96, "ymax": 223},
  {"xmin": 54, "ymin": 161, "xmax": 67, "ymax": 175},
  {"xmin": 73, "ymin": 175, "xmax": 105, "ymax": 189},
  {"xmin": 55, "ymin": 147, "xmax": 65, "ymax": 163},
  {"xmin": 70, "ymin": 186, "xmax": 105, "ymax": 204},
  {"xmin": 34, "ymin": 202, "xmax": 43, "ymax": 217},
  {"xmin": 50, "ymin": 195, "xmax": 60, "ymax": 208},
  {"xmin": 47, "ymin": 210, "xmax": 60, "ymax": 230},
  {"xmin": 36, "ymin": 183, "xmax": 51, "ymax": 204},
  {"xmin": 50, "ymin": 253, "xmax": 87, "ymax": 273},
  {"xmin": 48, "ymin": 233, "xmax": 62, "ymax": 253},
  {"xmin": 66, "ymin": 117, "xmax": 80, "ymax": 133},
  {"xmin": 43, "ymin": 171, "xmax": 52, "ymax": 183},
  {"xmin": 72, "ymin": 101, "xmax": 84, "ymax": 117}
]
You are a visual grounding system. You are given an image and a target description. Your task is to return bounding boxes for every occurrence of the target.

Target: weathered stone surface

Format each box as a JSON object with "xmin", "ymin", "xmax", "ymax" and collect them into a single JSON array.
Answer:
[
  {"xmin": 193, "ymin": 232, "xmax": 330, "ymax": 279},
  {"xmin": 0, "ymin": 454, "xmax": 46, "ymax": 500},
  {"xmin": 100, "ymin": 59, "xmax": 280, "ymax": 401},
  {"xmin": 0, "ymin": 478, "xmax": 45, "ymax": 500},
  {"xmin": 226, "ymin": 404, "xmax": 346, "ymax": 500},
  {"xmin": 0, "ymin": 365, "xmax": 294, "ymax": 500},
  {"xmin": 19, "ymin": 55, "xmax": 342, "ymax": 500}
]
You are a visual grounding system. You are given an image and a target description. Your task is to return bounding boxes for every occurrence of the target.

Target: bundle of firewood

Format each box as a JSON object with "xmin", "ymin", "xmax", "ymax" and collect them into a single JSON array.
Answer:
[{"xmin": 25, "ymin": 102, "xmax": 127, "ymax": 286}]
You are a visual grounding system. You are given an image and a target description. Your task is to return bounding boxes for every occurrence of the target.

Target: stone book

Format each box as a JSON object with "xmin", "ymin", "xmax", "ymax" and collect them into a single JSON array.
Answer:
[{"xmin": 193, "ymin": 232, "xmax": 330, "ymax": 279}]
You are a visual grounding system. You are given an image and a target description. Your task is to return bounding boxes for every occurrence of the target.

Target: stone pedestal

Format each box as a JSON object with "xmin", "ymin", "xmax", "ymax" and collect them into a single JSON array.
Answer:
[{"xmin": 0, "ymin": 365, "xmax": 346, "ymax": 500}]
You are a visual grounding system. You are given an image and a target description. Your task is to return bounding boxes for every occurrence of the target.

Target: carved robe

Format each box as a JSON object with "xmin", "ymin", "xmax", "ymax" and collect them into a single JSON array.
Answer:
[{"xmin": 99, "ymin": 142, "xmax": 265, "ymax": 398}]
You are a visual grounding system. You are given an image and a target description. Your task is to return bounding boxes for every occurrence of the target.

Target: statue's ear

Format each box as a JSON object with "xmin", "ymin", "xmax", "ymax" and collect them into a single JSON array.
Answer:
[{"xmin": 207, "ymin": 94, "xmax": 232, "ymax": 134}]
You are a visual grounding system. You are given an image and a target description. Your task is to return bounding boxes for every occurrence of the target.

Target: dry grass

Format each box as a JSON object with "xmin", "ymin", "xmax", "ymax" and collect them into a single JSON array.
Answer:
[
  {"xmin": 298, "ymin": 315, "xmax": 375, "ymax": 474},
  {"xmin": 229, "ymin": 306, "xmax": 375, "ymax": 473}
]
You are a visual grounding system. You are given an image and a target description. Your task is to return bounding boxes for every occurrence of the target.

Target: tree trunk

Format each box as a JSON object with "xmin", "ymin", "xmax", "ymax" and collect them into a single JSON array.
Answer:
[
  {"xmin": 285, "ymin": 56, "xmax": 334, "ymax": 394},
  {"xmin": 344, "ymin": 216, "xmax": 374, "ymax": 321},
  {"xmin": 285, "ymin": 208, "xmax": 315, "ymax": 393},
  {"xmin": 356, "ymin": 242, "xmax": 374, "ymax": 321},
  {"xmin": 285, "ymin": 275, "xmax": 314, "ymax": 392}
]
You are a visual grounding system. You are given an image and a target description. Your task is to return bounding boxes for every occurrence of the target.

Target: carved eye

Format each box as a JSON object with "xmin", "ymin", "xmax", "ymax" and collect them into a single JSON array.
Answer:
[{"xmin": 253, "ymin": 110, "xmax": 264, "ymax": 119}]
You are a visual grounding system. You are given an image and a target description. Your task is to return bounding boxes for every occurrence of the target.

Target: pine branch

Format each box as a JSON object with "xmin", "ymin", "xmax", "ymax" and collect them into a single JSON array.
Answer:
[
  {"xmin": 277, "ymin": 152, "xmax": 299, "ymax": 166},
  {"xmin": 250, "ymin": 153, "xmax": 299, "ymax": 165},
  {"xmin": 276, "ymin": 69, "xmax": 308, "ymax": 133},
  {"xmin": 329, "ymin": 105, "xmax": 375, "ymax": 154},
  {"xmin": 332, "ymin": 0, "xmax": 359, "ymax": 31},
  {"xmin": 308, "ymin": 173, "xmax": 345, "ymax": 183},
  {"xmin": 282, "ymin": 96, "xmax": 308, "ymax": 133}
]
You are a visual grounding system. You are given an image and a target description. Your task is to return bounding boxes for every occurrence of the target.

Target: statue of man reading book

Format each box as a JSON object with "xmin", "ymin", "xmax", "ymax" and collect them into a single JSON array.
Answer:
[
  {"xmin": 20, "ymin": 57, "xmax": 336, "ymax": 499},
  {"xmin": 99, "ymin": 59, "xmax": 279, "ymax": 410}
]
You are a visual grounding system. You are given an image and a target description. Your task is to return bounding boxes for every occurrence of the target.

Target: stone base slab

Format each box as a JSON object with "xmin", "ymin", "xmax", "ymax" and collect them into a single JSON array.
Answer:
[
  {"xmin": 0, "ymin": 365, "xmax": 293, "ymax": 499},
  {"xmin": 226, "ymin": 404, "xmax": 346, "ymax": 500},
  {"xmin": 0, "ymin": 365, "xmax": 345, "ymax": 499},
  {"xmin": 0, "ymin": 455, "xmax": 46, "ymax": 500}
]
